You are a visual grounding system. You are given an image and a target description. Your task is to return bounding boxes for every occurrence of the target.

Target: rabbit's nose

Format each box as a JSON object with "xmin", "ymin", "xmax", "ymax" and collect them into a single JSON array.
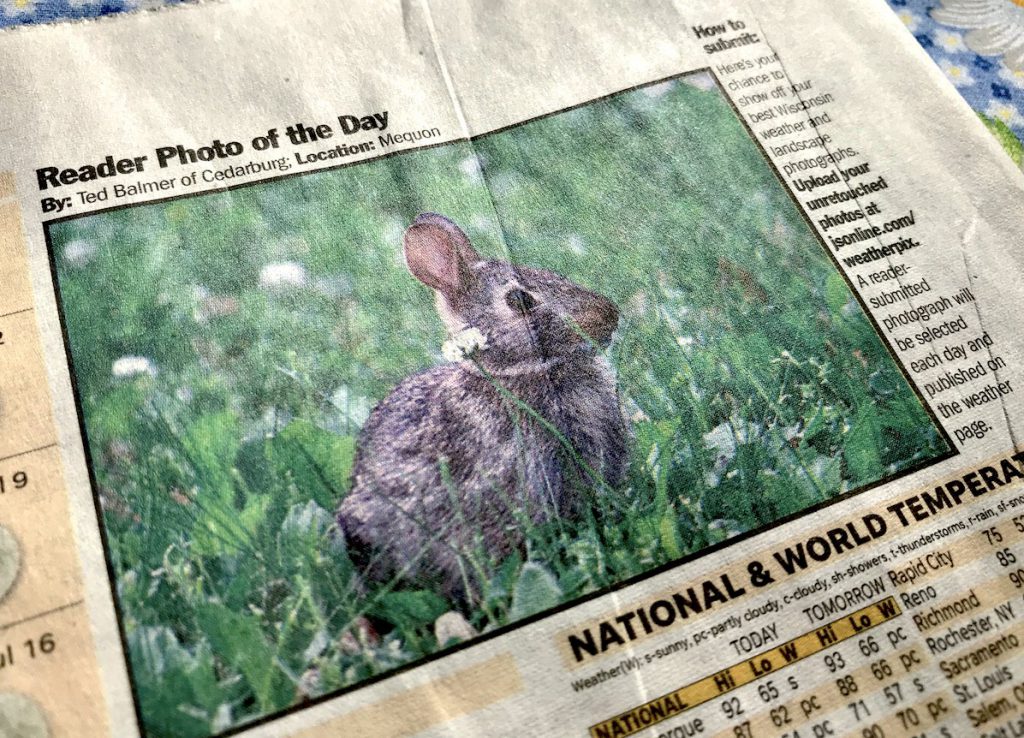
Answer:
[{"xmin": 577, "ymin": 297, "xmax": 619, "ymax": 347}]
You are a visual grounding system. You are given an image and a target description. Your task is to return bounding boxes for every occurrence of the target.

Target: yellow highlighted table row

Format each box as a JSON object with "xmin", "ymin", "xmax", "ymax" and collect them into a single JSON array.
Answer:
[{"xmin": 590, "ymin": 597, "xmax": 902, "ymax": 738}]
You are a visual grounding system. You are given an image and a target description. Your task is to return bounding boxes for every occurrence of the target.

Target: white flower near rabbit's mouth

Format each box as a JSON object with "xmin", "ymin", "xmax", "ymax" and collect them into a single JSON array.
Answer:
[{"xmin": 442, "ymin": 327, "xmax": 489, "ymax": 362}]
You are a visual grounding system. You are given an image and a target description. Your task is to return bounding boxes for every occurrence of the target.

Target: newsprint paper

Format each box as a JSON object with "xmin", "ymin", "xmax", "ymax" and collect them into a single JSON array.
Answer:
[{"xmin": 0, "ymin": 0, "xmax": 1023, "ymax": 736}]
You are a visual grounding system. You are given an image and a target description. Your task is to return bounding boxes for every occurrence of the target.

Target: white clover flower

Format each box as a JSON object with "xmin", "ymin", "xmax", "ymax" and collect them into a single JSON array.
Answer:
[
  {"xmin": 442, "ymin": 327, "xmax": 488, "ymax": 362},
  {"xmin": 459, "ymin": 155, "xmax": 484, "ymax": 183},
  {"xmin": 642, "ymin": 80, "xmax": 677, "ymax": 98},
  {"xmin": 62, "ymin": 239, "xmax": 96, "ymax": 268},
  {"xmin": 331, "ymin": 386, "xmax": 372, "ymax": 425},
  {"xmin": 470, "ymin": 214, "xmax": 498, "ymax": 234},
  {"xmin": 681, "ymin": 72, "xmax": 716, "ymax": 92},
  {"xmin": 630, "ymin": 409, "xmax": 650, "ymax": 423},
  {"xmin": 704, "ymin": 422, "xmax": 738, "ymax": 461},
  {"xmin": 211, "ymin": 703, "xmax": 234, "ymax": 733},
  {"xmin": 566, "ymin": 233, "xmax": 587, "ymax": 255},
  {"xmin": 771, "ymin": 349, "xmax": 799, "ymax": 365},
  {"xmin": 434, "ymin": 610, "xmax": 477, "ymax": 645},
  {"xmin": 260, "ymin": 261, "xmax": 307, "ymax": 289},
  {"xmin": 112, "ymin": 356, "xmax": 156, "ymax": 378}
]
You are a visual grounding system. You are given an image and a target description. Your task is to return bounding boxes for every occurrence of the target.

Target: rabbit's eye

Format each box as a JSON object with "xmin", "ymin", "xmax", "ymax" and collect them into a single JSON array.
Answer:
[{"xmin": 505, "ymin": 288, "xmax": 537, "ymax": 314}]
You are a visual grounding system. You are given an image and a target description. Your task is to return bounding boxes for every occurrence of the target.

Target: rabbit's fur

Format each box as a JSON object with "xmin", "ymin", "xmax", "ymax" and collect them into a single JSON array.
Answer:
[{"xmin": 336, "ymin": 213, "xmax": 628, "ymax": 597}]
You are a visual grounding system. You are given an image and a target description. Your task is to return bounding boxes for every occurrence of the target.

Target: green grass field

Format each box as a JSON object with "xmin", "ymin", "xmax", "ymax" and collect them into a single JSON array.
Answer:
[{"xmin": 51, "ymin": 73, "xmax": 948, "ymax": 737}]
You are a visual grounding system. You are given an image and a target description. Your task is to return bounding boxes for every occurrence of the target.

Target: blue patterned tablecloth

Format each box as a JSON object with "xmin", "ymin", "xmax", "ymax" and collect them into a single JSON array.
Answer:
[
  {"xmin": 0, "ymin": 0, "xmax": 184, "ymax": 25},
  {"xmin": 892, "ymin": 0, "xmax": 1024, "ymax": 165},
  {"xmin": 1, "ymin": 0, "xmax": 1023, "ymax": 166}
]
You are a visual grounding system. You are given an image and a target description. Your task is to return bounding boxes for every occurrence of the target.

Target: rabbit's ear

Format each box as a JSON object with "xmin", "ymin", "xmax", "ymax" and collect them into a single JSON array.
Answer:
[{"xmin": 403, "ymin": 214, "xmax": 479, "ymax": 296}]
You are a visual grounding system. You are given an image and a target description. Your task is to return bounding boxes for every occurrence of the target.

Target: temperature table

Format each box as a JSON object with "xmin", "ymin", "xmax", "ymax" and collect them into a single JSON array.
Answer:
[{"xmin": 0, "ymin": 174, "xmax": 109, "ymax": 737}]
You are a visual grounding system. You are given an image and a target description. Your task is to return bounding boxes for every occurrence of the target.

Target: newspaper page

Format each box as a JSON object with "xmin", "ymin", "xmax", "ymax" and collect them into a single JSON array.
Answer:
[{"xmin": 0, "ymin": 0, "xmax": 1023, "ymax": 735}]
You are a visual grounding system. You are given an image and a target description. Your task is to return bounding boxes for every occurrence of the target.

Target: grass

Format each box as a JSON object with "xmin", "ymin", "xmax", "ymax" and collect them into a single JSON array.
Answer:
[{"xmin": 50, "ymin": 73, "xmax": 949, "ymax": 737}]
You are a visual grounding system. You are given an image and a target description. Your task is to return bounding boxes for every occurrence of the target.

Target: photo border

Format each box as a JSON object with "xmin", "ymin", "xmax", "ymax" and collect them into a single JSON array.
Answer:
[{"xmin": 41, "ymin": 66, "xmax": 958, "ymax": 737}]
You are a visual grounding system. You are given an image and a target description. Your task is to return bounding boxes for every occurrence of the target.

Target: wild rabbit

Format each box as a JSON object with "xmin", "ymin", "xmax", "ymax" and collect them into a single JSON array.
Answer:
[{"xmin": 336, "ymin": 213, "xmax": 628, "ymax": 598}]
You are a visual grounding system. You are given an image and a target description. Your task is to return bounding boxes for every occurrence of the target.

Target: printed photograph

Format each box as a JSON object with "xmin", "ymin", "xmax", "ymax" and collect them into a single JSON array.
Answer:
[{"xmin": 48, "ymin": 71, "xmax": 951, "ymax": 737}]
